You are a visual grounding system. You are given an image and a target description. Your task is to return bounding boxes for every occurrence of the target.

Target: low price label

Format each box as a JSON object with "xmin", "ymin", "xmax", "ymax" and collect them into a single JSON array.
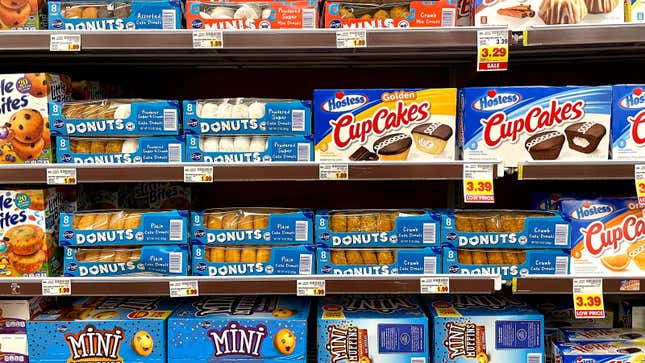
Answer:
[
  {"xmin": 50, "ymin": 34, "xmax": 81, "ymax": 52},
  {"xmin": 336, "ymin": 30, "xmax": 367, "ymax": 49},
  {"xmin": 319, "ymin": 163, "xmax": 349, "ymax": 180},
  {"xmin": 635, "ymin": 165, "xmax": 645, "ymax": 205},
  {"xmin": 463, "ymin": 164, "xmax": 495, "ymax": 203},
  {"xmin": 184, "ymin": 166, "xmax": 213, "ymax": 183},
  {"xmin": 573, "ymin": 278, "xmax": 605, "ymax": 319},
  {"xmin": 297, "ymin": 280, "xmax": 325, "ymax": 296},
  {"xmin": 477, "ymin": 29, "xmax": 508, "ymax": 72},
  {"xmin": 47, "ymin": 168, "xmax": 77, "ymax": 185},
  {"xmin": 420, "ymin": 277, "xmax": 449, "ymax": 294},
  {"xmin": 169, "ymin": 280, "xmax": 199, "ymax": 298},
  {"xmin": 192, "ymin": 30, "xmax": 224, "ymax": 49},
  {"xmin": 42, "ymin": 278, "xmax": 71, "ymax": 296}
]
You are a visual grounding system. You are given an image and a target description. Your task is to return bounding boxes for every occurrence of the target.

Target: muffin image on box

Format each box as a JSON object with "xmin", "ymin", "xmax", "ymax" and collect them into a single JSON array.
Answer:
[
  {"xmin": 373, "ymin": 133, "xmax": 412, "ymax": 160},
  {"xmin": 564, "ymin": 122, "xmax": 606, "ymax": 154},
  {"xmin": 412, "ymin": 123, "xmax": 453, "ymax": 155},
  {"xmin": 525, "ymin": 131, "xmax": 565, "ymax": 160}
]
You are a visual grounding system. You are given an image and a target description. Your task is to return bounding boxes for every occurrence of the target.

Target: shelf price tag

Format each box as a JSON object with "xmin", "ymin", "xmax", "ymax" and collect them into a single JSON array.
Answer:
[
  {"xmin": 192, "ymin": 30, "xmax": 224, "ymax": 49},
  {"xmin": 50, "ymin": 34, "xmax": 81, "ymax": 52},
  {"xmin": 573, "ymin": 278, "xmax": 605, "ymax": 319},
  {"xmin": 477, "ymin": 29, "xmax": 508, "ymax": 72},
  {"xmin": 42, "ymin": 278, "xmax": 71, "ymax": 296},
  {"xmin": 47, "ymin": 168, "xmax": 77, "ymax": 185},
  {"xmin": 184, "ymin": 166, "xmax": 213, "ymax": 183},
  {"xmin": 336, "ymin": 30, "xmax": 367, "ymax": 49},
  {"xmin": 319, "ymin": 163, "xmax": 349, "ymax": 180},
  {"xmin": 420, "ymin": 277, "xmax": 449, "ymax": 294},
  {"xmin": 635, "ymin": 165, "xmax": 645, "ymax": 205},
  {"xmin": 297, "ymin": 280, "xmax": 325, "ymax": 296},
  {"xmin": 463, "ymin": 164, "xmax": 494, "ymax": 203},
  {"xmin": 169, "ymin": 280, "xmax": 199, "ymax": 298}
]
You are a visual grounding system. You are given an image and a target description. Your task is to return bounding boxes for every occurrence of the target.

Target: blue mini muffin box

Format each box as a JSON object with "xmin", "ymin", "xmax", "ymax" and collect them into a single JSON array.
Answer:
[
  {"xmin": 56, "ymin": 136, "xmax": 184, "ymax": 164},
  {"xmin": 317, "ymin": 295, "xmax": 428, "ymax": 363},
  {"xmin": 317, "ymin": 246, "xmax": 441, "ymax": 275},
  {"xmin": 50, "ymin": 100, "xmax": 180, "ymax": 136},
  {"xmin": 185, "ymin": 135, "xmax": 313, "ymax": 163},
  {"xmin": 168, "ymin": 296, "xmax": 309, "ymax": 363},
  {"xmin": 553, "ymin": 341, "xmax": 645, "ymax": 363}
]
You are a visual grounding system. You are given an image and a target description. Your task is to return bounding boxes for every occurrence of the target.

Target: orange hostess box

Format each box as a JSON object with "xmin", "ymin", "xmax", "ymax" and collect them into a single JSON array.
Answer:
[{"xmin": 324, "ymin": 0, "xmax": 458, "ymax": 28}]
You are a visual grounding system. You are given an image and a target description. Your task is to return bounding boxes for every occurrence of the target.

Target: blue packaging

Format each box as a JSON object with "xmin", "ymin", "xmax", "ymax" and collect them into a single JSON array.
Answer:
[
  {"xmin": 560, "ymin": 328, "xmax": 645, "ymax": 342},
  {"xmin": 56, "ymin": 136, "xmax": 184, "ymax": 163},
  {"xmin": 59, "ymin": 210, "xmax": 188, "ymax": 246},
  {"xmin": 553, "ymin": 341, "xmax": 645, "ymax": 363},
  {"xmin": 191, "ymin": 245, "xmax": 315, "ymax": 276},
  {"xmin": 64, "ymin": 244, "xmax": 189, "ymax": 277},
  {"xmin": 317, "ymin": 295, "xmax": 428, "ymax": 363},
  {"xmin": 50, "ymin": 99, "xmax": 180, "ymax": 136},
  {"xmin": 612, "ymin": 85, "xmax": 645, "ymax": 160},
  {"xmin": 316, "ymin": 209, "xmax": 439, "ymax": 248},
  {"xmin": 317, "ymin": 246, "xmax": 440, "ymax": 275},
  {"xmin": 185, "ymin": 134, "xmax": 313, "ymax": 162},
  {"xmin": 168, "ymin": 296, "xmax": 309, "ymax": 363},
  {"xmin": 183, "ymin": 98, "xmax": 312, "ymax": 135},
  {"xmin": 48, "ymin": 0, "xmax": 182, "ymax": 30},
  {"xmin": 190, "ymin": 208, "xmax": 313, "ymax": 245}
]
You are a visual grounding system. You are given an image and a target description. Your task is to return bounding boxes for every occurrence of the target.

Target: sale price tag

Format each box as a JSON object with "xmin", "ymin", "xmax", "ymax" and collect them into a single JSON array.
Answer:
[
  {"xmin": 297, "ymin": 280, "xmax": 325, "ymax": 296},
  {"xmin": 184, "ymin": 166, "xmax": 213, "ymax": 183},
  {"xmin": 169, "ymin": 280, "xmax": 199, "ymax": 298},
  {"xmin": 42, "ymin": 278, "xmax": 71, "ymax": 296},
  {"xmin": 319, "ymin": 163, "xmax": 349, "ymax": 180},
  {"xmin": 635, "ymin": 165, "xmax": 645, "ymax": 205},
  {"xmin": 420, "ymin": 277, "xmax": 450, "ymax": 294},
  {"xmin": 573, "ymin": 278, "xmax": 605, "ymax": 319},
  {"xmin": 463, "ymin": 164, "xmax": 495, "ymax": 203},
  {"xmin": 477, "ymin": 29, "xmax": 508, "ymax": 72},
  {"xmin": 336, "ymin": 30, "xmax": 367, "ymax": 49},
  {"xmin": 192, "ymin": 30, "xmax": 224, "ymax": 49},
  {"xmin": 50, "ymin": 34, "xmax": 81, "ymax": 52},
  {"xmin": 47, "ymin": 168, "xmax": 77, "ymax": 185}
]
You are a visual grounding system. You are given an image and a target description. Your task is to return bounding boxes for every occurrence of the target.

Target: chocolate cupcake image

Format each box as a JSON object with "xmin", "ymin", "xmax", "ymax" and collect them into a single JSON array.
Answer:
[
  {"xmin": 411, "ymin": 123, "xmax": 453, "ymax": 155},
  {"xmin": 564, "ymin": 122, "xmax": 606, "ymax": 154},
  {"xmin": 373, "ymin": 133, "xmax": 412, "ymax": 160},
  {"xmin": 525, "ymin": 131, "xmax": 565, "ymax": 160},
  {"xmin": 618, "ymin": 347, "xmax": 642, "ymax": 354},
  {"xmin": 619, "ymin": 333, "xmax": 643, "ymax": 340}
]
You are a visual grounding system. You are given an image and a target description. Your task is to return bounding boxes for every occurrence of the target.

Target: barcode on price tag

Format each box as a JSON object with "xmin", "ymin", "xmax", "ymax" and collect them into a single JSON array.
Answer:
[
  {"xmin": 184, "ymin": 166, "xmax": 213, "ymax": 183},
  {"xmin": 573, "ymin": 278, "xmax": 605, "ymax": 319},
  {"xmin": 319, "ymin": 163, "xmax": 349, "ymax": 180},
  {"xmin": 635, "ymin": 164, "xmax": 645, "ymax": 205},
  {"xmin": 297, "ymin": 280, "xmax": 325, "ymax": 296},
  {"xmin": 193, "ymin": 30, "xmax": 224, "ymax": 49},
  {"xmin": 336, "ymin": 30, "xmax": 367, "ymax": 48},
  {"xmin": 463, "ymin": 164, "xmax": 494, "ymax": 203},
  {"xmin": 47, "ymin": 168, "xmax": 77, "ymax": 185},
  {"xmin": 420, "ymin": 277, "xmax": 449, "ymax": 294},
  {"xmin": 477, "ymin": 29, "xmax": 508, "ymax": 72},
  {"xmin": 169, "ymin": 280, "xmax": 199, "ymax": 298},
  {"xmin": 42, "ymin": 278, "xmax": 71, "ymax": 296},
  {"xmin": 50, "ymin": 34, "xmax": 81, "ymax": 52}
]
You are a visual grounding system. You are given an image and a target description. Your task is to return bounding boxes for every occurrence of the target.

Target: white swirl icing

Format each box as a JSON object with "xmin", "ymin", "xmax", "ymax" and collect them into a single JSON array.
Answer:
[
  {"xmin": 525, "ymin": 131, "xmax": 562, "ymax": 150},
  {"xmin": 374, "ymin": 134, "xmax": 409, "ymax": 152},
  {"xmin": 577, "ymin": 122, "xmax": 594, "ymax": 134}
]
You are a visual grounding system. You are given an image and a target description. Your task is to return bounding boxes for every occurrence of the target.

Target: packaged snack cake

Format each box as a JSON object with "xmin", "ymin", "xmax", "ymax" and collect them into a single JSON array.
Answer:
[
  {"xmin": 56, "ymin": 136, "xmax": 184, "ymax": 163},
  {"xmin": 460, "ymin": 86, "xmax": 612, "ymax": 167},
  {"xmin": 0, "ymin": 0, "xmax": 45, "ymax": 29},
  {"xmin": 324, "ymin": 0, "xmax": 457, "ymax": 28},
  {"xmin": 318, "ymin": 295, "xmax": 429, "ymax": 363},
  {"xmin": 553, "ymin": 341, "xmax": 645, "ymax": 363},
  {"xmin": 317, "ymin": 246, "xmax": 440, "ymax": 274},
  {"xmin": 186, "ymin": 0, "xmax": 318, "ymax": 29},
  {"xmin": 168, "ymin": 296, "xmax": 309, "ymax": 362},
  {"xmin": 186, "ymin": 134, "xmax": 313, "ymax": 163},
  {"xmin": 560, "ymin": 328, "xmax": 645, "ymax": 342},
  {"xmin": 611, "ymin": 85, "xmax": 645, "ymax": 160},
  {"xmin": 314, "ymin": 88, "xmax": 457, "ymax": 162}
]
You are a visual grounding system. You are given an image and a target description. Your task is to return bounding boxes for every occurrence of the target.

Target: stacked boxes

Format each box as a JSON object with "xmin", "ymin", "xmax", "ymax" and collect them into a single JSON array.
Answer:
[{"xmin": 186, "ymin": 0, "xmax": 318, "ymax": 29}]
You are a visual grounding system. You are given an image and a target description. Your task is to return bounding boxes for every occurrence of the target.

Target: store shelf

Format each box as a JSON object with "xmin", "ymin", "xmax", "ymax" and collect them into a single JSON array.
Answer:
[
  {"xmin": 513, "ymin": 276, "xmax": 645, "ymax": 294},
  {"xmin": 523, "ymin": 23, "xmax": 645, "ymax": 48},
  {"xmin": 518, "ymin": 161, "xmax": 636, "ymax": 180}
]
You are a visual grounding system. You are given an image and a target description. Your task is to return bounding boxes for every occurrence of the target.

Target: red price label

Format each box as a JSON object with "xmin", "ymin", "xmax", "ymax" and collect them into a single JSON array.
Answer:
[{"xmin": 465, "ymin": 180, "xmax": 494, "ymax": 193}]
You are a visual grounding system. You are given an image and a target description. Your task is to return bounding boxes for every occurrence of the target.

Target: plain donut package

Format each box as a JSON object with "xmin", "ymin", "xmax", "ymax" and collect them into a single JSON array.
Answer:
[
  {"xmin": 185, "ymin": 134, "xmax": 313, "ymax": 163},
  {"xmin": 56, "ymin": 136, "xmax": 184, "ymax": 164}
]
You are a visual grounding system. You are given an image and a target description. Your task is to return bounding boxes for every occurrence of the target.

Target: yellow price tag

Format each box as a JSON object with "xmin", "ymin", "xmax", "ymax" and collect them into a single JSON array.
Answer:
[
  {"xmin": 635, "ymin": 165, "xmax": 645, "ymax": 205},
  {"xmin": 477, "ymin": 29, "xmax": 508, "ymax": 72},
  {"xmin": 464, "ymin": 179, "xmax": 494, "ymax": 195},
  {"xmin": 463, "ymin": 164, "xmax": 495, "ymax": 203},
  {"xmin": 573, "ymin": 278, "xmax": 605, "ymax": 319}
]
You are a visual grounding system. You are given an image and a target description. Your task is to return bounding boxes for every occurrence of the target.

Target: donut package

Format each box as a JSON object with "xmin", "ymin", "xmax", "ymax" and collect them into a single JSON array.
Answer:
[
  {"xmin": 168, "ymin": 296, "xmax": 309, "ymax": 362},
  {"xmin": 459, "ymin": 86, "xmax": 612, "ymax": 168},
  {"xmin": 56, "ymin": 136, "xmax": 184, "ymax": 163},
  {"xmin": 185, "ymin": 0, "xmax": 318, "ymax": 29},
  {"xmin": 611, "ymin": 85, "xmax": 645, "ymax": 160},
  {"xmin": 186, "ymin": 134, "xmax": 313, "ymax": 162},
  {"xmin": 0, "ymin": 0, "xmax": 45, "ymax": 29},
  {"xmin": 59, "ymin": 209, "xmax": 189, "ymax": 246},
  {"xmin": 50, "ymin": 99, "xmax": 181, "ymax": 136},
  {"xmin": 191, "ymin": 244, "xmax": 315, "ymax": 276},
  {"xmin": 191, "ymin": 208, "xmax": 313, "ymax": 245},
  {"xmin": 48, "ymin": 0, "xmax": 183, "ymax": 30},
  {"xmin": 184, "ymin": 98, "xmax": 312, "ymax": 135},
  {"xmin": 317, "ymin": 246, "xmax": 440, "ymax": 274},
  {"xmin": 314, "ymin": 89, "xmax": 457, "ymax": 162},
  {"xmin": 324, "ymin": 0, "xmax": 457, "ymax": 28},
  {"xmin": 316, "ymin": 209, "xmax": 440, "ymax": 248}
]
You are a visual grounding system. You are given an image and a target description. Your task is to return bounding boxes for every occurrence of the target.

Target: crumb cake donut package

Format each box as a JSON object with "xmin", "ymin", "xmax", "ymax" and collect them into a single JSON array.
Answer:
[
  {"xmin": 56, "ymin": 136, "xmax": 184, "ymax": 163},
  {"xmin": 316, "ymin": 245, "xmax": 441, "ymax": 275},
  {"xmin": 185, "ymin": 134, "xmax": 313, "ymax": 163},
  {"xmin": 323, "ymin": 0, "xmax": 458, "ymax": 28}
]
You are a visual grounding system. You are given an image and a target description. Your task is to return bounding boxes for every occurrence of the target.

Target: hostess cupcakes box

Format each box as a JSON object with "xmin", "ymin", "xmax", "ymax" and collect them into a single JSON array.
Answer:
[
  {"xmin": 168, "ymin": 296, "xmax": 309, "ymax": 363},
  {"xmin": 611, "ymin": 85, "xmax": 645, "ymax": 160},
  {"xmin": 323, "ymin": 0, "xmax": 457, "ymax": 28},
  {"xmin": 56, "ymin": 136, "xmax": 184, "ymax": 163},
  {"xmin": 186, "ymin": 135, "xmax": 313, "ymax": 163},
  {"xmin": 459, "ymin": 86, "xmax": 612, "ymax": 167},
  {"xmin": 314, "ymin": 89, "xmax": 457, "ymax": 162},
  {"xmin": 317, "ymin": 246, "xmax": 441, "ymax": 275}
]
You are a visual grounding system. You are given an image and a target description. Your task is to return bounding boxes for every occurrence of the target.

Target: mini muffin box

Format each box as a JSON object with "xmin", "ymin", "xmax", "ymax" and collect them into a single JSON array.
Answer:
[
  {"xmin": 186, "ymin": 0, "xmax": 318, "ymax": 29},
  {"xmin": 49, "ymin": 99, "xmax": 180, "ymax": 136},
  {"xmin": 317, "ymin": 246, "xmax": 441, "ymax": 275},
  {"xmin": 442, "ymin": 210, "xmax": 571, "ymax": 249},
  {"xmin": 191, "ymin": 244, "xmax": 315, "ymax": 276},
  {"xmin": 56, "ymin": 136, "xmax": 184, "ymax": 164},
  {"xmin": 48, "ymin": 0, "xmax": 183, "ymax": 30},
  {"xmin": 553, "ymin": 341, "xmax": 645, "ymax": 363},
  {"xmin": 611, "ymin": 85, "xmax": 645, "ymax": 160},
  {"xmin": 314, "ymin": 88, "xmax": 457, "ymax": 162},
  {"xmin": 168, "ymin": 296, "xmax": 309, "ymax": 362},
  {"xmin": 560, "ymin": 328, "xmax": 645, "ymax": 342},
  {"xmin": 185, "ymin": 134, "xmax": 313, "ymax": 163},
  {"xmin": 316, "ymin": 209, "xmax": 439, "ymax": 248},
  {"xmin": 59, "ymin": 209, "xmax": 188, "ymax": 246},
  {"xmin": 190, "ymin": 208, "xmax": 313, "ymax": 245},
  {"xmin": 317, "ymin": 295, "xmax": 429, "ymax": 363},
  {"xmin": 324, "ymin": 0, "xmax": 457, "ymax": 28},
  {"xmin": 0, "ymin": 334, "xmax": 29, "ymax": 362},
  {"xmin": 64, "ymin": 244, "xmax": 189, "ymax": 276}
]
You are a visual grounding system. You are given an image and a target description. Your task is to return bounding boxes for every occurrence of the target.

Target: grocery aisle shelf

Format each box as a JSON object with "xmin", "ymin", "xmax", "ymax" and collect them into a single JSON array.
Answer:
[
  {"xmin": 518, "ymin": 161, "xmax": 636, "ymax": 180},
  {"xmin": 513, "ymin": 276, "xmax": 645, "ymax": 294},
  {"xmin": 522, "ymin": 23, "xmax": 645, "ymax": 47}
]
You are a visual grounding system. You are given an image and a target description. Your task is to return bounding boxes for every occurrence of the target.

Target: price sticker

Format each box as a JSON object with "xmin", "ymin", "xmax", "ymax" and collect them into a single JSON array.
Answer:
[
  {"xmin": 420, "ymin": 277, "xmax": 449, "ymax": 294},
  {"xmin": 477, "ymin": 29, "xmax": 508, "ymax": 72},
  {"xmin": 184, "ymin": 166, "xmax": 214, "ymax": 183},
  {"xmin": 192, "ymin": 30, "xmax": 224, "ymax": 49},
  {"xmin": 169, "ymin": 280, "xmax": 199, "ymax": 298},
  {"xmin": 463, "ymin": 164, "xmax": 494, "ymax": 203},
  {"xmin": 297, "ymin": 280, "xmax": 325, "ymax": 296},
  {"xmin": 47, "ymin": 168, "xmax": 77, "ymax": 185},
  {"xmin": 573, "ymin": 278, "xmax": 605, "ymax": 319},
  {"xmin": 42, "ymin": 278, "xmax": 71, "ymax": 296},
  {"xmin": 336, "ymin": 30, "xmax": 367, "ymax": 49},
  {"xmin": 50, "ymin": 34, "xmax": 81, "ymax": 52},
  {"xmin": 319, "ymin": 163, "xmax": 349, "ymax": 180},
  {"xmin": 635, "ymin": 165, "xmax": 645, "ymax": 205}
]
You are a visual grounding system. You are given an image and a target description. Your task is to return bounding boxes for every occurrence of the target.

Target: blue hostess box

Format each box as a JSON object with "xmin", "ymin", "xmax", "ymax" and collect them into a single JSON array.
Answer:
[
  {"xmin": 56, "ymin": 136, "xmax": 184, "ymax": 164},
  {"xmin": 191, "ymin": 208, "xmax": 313, "ymax": 245},
  {"xmin": 560, "ymin": 328, "xmax": 645, "ymax": 342},
  {"xmin": 612, "ymin": 85, "xmax": 645, "ymax": 160},
  {"xmin": 427, "ymin": 294, "xmax": 544, "ymax": 363},
  {"xmin": 183, "ymin": 98, "xmax": 312, "ymax": 135},
  {"xmin": 553, "ymin": 341, "xmax": 645, "ymax": 363},
  {"xmin": 48, "ymin": 0, "xmax": 182, "ymax": 30},
  {"xmin": 192, "ymin": 245, "xmax": 315, "ymax": 276},
  {"xmin": 59, "ymin": 210, "xmax": 188, "ymax": 246},
  {"xmin": 318, "ymin": 295, "xmax": 428, "ymax": 363},
  {"xmin": 185, "ymin": 135, "xmax": 313, "ymax": 163},
  {"xmin": 316, "ymin": 209, "xmax": 439, "ymax": 248},
  {"xmin": 442, "ymin": 210, "xmax": 570, "ymax": 249},
  {"xmin": 50, "ymin": 99, "xmax": 180, "ymax": 136},
  {"xmin": 317, "ymin": 246, "xmax": 440, "ymax": 275},
  {"xmin": 168, "ymin": 296, "xmax": 309, "ymax": 363}
]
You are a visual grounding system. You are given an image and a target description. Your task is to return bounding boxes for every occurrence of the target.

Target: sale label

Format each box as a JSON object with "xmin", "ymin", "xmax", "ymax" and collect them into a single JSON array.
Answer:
[
  {"xmin": 573, "ymin": 278, "xmax": 605, "ymax": 319},
  {"xmin": 297, "ymin": 280, "xmax": 325, "ymax": 296},
  {"xmin": 635, "ymin": 164, "xmax": 645, "ymax": 205},
  {"xmin": 477, "ymin": 29, "xmax": 508, "ymax": 72},
  {"xmin": 463, "ymin": 164, "xmax": 495, "ymax": 203}
]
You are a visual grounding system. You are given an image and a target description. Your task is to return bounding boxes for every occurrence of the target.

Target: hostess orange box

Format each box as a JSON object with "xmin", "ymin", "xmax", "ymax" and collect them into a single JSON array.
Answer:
[
  {"xmin": 324, "ymin": 0, "xmax": 458, "ymax": 28},
  {"xmin": 186, "ymin": 0, "xmax": 318, "ymax": 29}
]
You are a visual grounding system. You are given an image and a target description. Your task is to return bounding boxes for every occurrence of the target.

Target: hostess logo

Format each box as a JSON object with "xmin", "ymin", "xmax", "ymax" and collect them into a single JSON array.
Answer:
[
  {"xmin": 570, "ymin": 202, "xmax": 615, "ymax": 220},
  {"xmin": 471, "ymin": 90, "xmax": 521, "ymax": 111},
  {"xmin": 619, "ymin": 87, "xmax": 645, "ymax": 109},
  {"xmin": 322, "ymin": 92, "xmax": 368, "ymax": 113}
]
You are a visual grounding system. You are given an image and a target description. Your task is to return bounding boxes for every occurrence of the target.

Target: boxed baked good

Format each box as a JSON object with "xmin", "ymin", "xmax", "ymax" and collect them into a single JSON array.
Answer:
[
  {"xmin": 0, "ymin": 73, "xmax": 70, "ymax": 164},
  {"xmin": 0, "ymin": 297, "xmax": 54, "ymax": 333},
  {"xmin": 619, "ymin": 299, "xmax": 645, "ymax": 328},
  {"xmin": 183, "ymin": 98, "xmax": 312, "ymax": 135},
  {"xmin": 56, "ymin": 136, "xmax": 184, "ymax": 163},
  {"xmin": 190, "ymin": 208, "xmax": 313, "ymax": 245},
  {"xmin": 77, "ymin": 185, "xmax": 120, "ymax": 210},
  {"xmin": 324, "ymin": 0, "xmax": 457, "ymax": 28},
  {"xmin": 626, "ymin": 0, "xmax": 645, "ymax": 21},
  {"xmin": 64, "ymin": 244, "xmax": 189, "ymax": 276},
  {"xmin": 120, "ymin": 183, "xmax": 191, "ymax": 210},
  {"xmin": 460, "ymin": 86, "xmax": 612, "ymax": 167},
  {"xmin": 0, "ymin": 0, "xmax": 45, "ymax": 29},
  {"xmin": 314, "ymin": 88, "xmax": 457, "ymax": 162},
  {"xmin": 316, "ymin": 209, "xmax": 439, "ymax": 248},
  {"xmin": 537, "ymin": 302, "xmax": 614, "ymax": 329},
  {"xmin": 442, "ymin": 246, "xmax": 570, "ymax": 280},
  {"xmin": 427, "ymin": 294, "xmax": 545, "ymax": 363},
  {"xmin": 553, "ymin": 341, "xmax": 645, "ymax": 363},
  {"xmin": 611, "ymin": 85, "xmax": 645, "ymax": 160},
  {"xmin": 168, "ymin": 296, "xmax": 309, "ymax": 362},
  {"xmin": 442, "ymin": 210, "xmax": 570, "ymax": 249},
  {"xmin": 186, "ymin": 134, "xmax": 313, "ymax": 162},
  {"xmin": 50, "ymin": 99, "xmax": 180, "ymax": 136},
  {"xmin": 48, "ymin": 0, "xmax": 182, "ymax": 30},
  {"xmin": 192, "ymin": 244, "xmax": 315, "ymax": 276},
  {"xmin": 560, "ymin": 328, "xmax": 645, "ymax": 342},
  {"xmin": 317, "ymin": 246, "xmax": 440, "ymax": 274},
  {"xmin": 318, "ymin": 295, "xmax": 428, "ymax": 363},
  {"xmin": 59, "ymin": 209, "xmax": 188, "ymax": 246},
  {"xmin": 186, "ymin": 0, "xmax": 318, "ymax": 29},
  {"xmin": 0, "ymin": 334, "xmax": 28, "ymax": 362}
]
